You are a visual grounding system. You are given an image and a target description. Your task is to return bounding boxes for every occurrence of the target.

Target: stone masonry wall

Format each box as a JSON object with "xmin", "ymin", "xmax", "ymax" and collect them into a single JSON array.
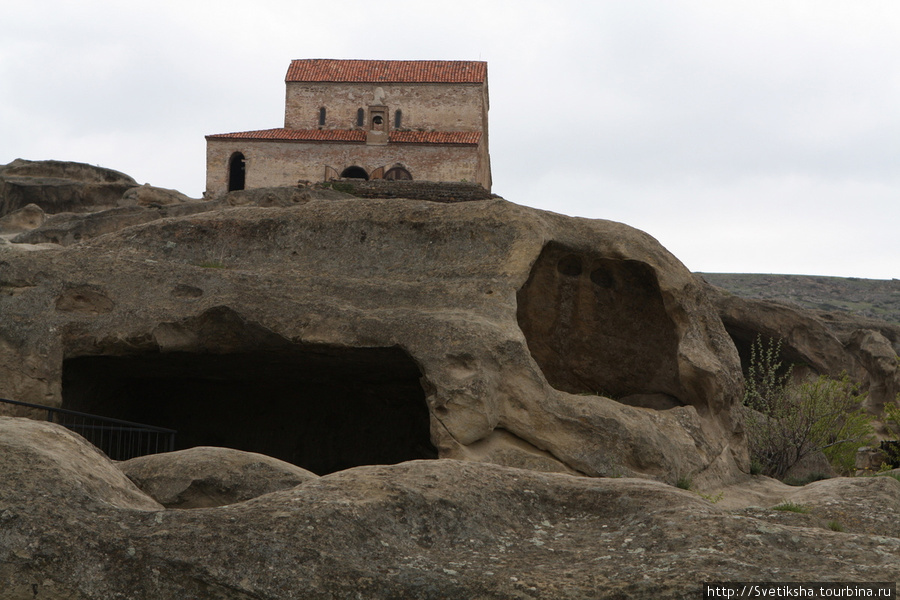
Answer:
[
  {"xmin": 206, "ymin": 139, "xmax": 488, "ymax": 197},
  {"xmin": 284, "ymin": 82, "xmax": 488, "ymax": 134}
]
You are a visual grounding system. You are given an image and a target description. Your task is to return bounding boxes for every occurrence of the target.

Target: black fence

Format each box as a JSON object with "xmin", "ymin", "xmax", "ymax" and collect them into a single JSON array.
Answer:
[{"xmin": 0, "ymin": 398, "xmax": 176, "ymax": 461}]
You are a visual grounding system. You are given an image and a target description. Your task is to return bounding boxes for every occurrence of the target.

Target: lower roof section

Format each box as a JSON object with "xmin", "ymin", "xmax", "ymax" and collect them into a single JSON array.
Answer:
[{"xmin": 206, "ymin": 128, "xmax": 482, "ymax": 146}]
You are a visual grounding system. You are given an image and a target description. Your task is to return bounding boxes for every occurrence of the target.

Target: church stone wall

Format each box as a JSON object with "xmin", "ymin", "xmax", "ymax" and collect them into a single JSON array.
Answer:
[
  {"xmin": 284, "ymin": 83, "xmax": 488, "ymax": 134},
  {"xmin": 206, "ymin": 139, "xmax": 487, "ymax": 198}
]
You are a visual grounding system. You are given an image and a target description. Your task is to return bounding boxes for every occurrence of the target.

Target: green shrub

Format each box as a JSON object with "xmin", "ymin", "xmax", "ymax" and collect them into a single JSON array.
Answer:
[
  {"xmin": 827, "ymin": 520, "xmax": 844, "ymax": 532},
  {"xmin": 742, "ymin": 336, "xmax": 874, "ymax": 479},
  {"xmin": 675, "ymin": 475, "xmax": 692, "ymax": 490},
  {"xmin": 772, "ymin": 502, "xmax": 809, "ymax": 513}
]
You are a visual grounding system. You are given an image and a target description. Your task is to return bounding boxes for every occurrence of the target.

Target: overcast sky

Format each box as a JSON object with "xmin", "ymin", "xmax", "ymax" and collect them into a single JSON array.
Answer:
[{"xmin": 2, "ymin": 1, "xmax": 898, "ymax": 279}]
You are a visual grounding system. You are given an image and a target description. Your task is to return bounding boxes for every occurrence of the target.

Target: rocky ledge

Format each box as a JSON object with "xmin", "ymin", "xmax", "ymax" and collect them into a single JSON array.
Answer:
[{"xmin": 2, "ymin": 417, "xmax": 899, "ymax": 599}]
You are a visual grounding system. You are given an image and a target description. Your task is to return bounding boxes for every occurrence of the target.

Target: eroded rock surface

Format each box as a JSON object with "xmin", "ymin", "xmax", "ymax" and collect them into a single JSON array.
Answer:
[
  {"xmin": 0, "ymin": 158, "xmax": 138, "ymax": 216},
  {"xmin": 118, "ymin": 446, "xmax": 318, "ymax": 508},
  {"xmin": 0, "ymin": 194, "xmax": 746, "ymax": 485},
  {"xmin": 1, "ymin": 419, "xmax": 898, "ymax": 599},
  {"xmin": 704, "ymin": 282, "xmax": 900, "ymax": 416}
]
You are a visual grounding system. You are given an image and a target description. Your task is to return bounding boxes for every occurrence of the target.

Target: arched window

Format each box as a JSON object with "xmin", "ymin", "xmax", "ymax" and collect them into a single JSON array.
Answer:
[
  {"xmin": 357, "ymin": 108, "xmax": 365, "ymax": 127},
  {"xmin": 228, "ymin": 152, "xmax": 246, "ymax": 191},
  {"xmin": 394, "ymin": 109, "xmax": 402, "ymax": 129},
  {"xmin": 340, "ymin": 166, "xmax": 369, "ymax": 180},
  {"xmin": 384, "ymin": 166, "xmax": 412, "ymax": 181},
  {"xmin": 318, "ymin": 107, "xmax": 326, "ymax": 127}
]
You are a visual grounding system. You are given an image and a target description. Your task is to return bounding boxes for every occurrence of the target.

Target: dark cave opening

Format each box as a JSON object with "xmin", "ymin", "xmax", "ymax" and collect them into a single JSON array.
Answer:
[
  {"xmin": 720, "ymin": 324, "xmax": 809, "ymax": 380},
  {"xmin": 61, "ymin": 345, "xmax": 437, "ymax": 475}
]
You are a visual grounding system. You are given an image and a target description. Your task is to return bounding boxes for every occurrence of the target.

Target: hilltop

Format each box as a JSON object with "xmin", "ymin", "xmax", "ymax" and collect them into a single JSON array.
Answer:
[{"xmin": 698, "ymin": 272, "xmax": 900, "ymax": 326}]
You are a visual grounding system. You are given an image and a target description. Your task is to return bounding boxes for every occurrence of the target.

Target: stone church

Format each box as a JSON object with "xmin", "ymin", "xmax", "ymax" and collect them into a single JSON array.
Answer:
[{"xmin": 205, "ymin": 59, "xmax": 491, "ymax": 196}]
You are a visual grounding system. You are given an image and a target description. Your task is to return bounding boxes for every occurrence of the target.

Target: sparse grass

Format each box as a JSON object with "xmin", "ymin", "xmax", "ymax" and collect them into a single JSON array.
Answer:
[
  {"xmin": 772, "ymin": 502, "xmax": 810, "ymax": 514},
  {"xmin": 197, "ymin": 260, "xmax": 228, "ymax": 269},
  {"xmin": 827, "ymin": 520, "xmax": 844, "ymax": 532},
  {"xmin": 676, "ymin": 475, "xmax": 692, "ymax": 490},
  {"xmin": 697, "ymin": 491, "xmax": 724, "ymax": 504},
  {"xmin": 323, "ymin": 181, "xmax": 356, "ymax": 194}
]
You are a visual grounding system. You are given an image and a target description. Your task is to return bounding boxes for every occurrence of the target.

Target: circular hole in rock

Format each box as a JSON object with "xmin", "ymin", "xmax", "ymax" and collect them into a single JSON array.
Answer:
[{"xmin": 556, "ymin": 255, "xmax": 583, "ymax": 277}]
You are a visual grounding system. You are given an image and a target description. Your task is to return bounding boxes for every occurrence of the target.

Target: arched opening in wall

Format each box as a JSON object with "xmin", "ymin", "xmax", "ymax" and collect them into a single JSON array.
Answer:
[
  {"xmin": 227, "ymin": 152, "xmax": 246, "ymax": 192},
  {"xmin": 340, "ymin": 166, "xmax": 369, "ymax": 180},
  {"xmin": 60, "ymin": 309, "xmax": 436, "ymax": 475},
  {"xmin": 516, "ymin": 242, "xmax": 685, "ymax": 409},
  {"xmin": 384, "ymin": 166, "xmax": 412, "ymax": 180},
  {"xmin": 394, "ymin": 109, "xmax": 403, "ymax": 128}
]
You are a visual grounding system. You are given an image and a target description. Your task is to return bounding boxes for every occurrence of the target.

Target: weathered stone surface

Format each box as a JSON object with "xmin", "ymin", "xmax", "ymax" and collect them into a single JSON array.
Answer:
[
  {"xmin": 847, "ymin": 329, "xmax": 900, "ymax": 413},
  {"xmin": 0, "ymin": 416, "xmax": 161, "ymax": 511},
  {"xmin": 0, "ymin": 203, "xmax": 45, "ymax": 234},
  {"xmin": 0, "ymin": 195, "xmax": 747, "ymax": 486},
  {"xmin": 222, "ymin": 185, "xmax": 313, "ymax": 207},
  {"xmin": 0, "ymin": 159, "xmax": 138, "ymax": 217},
  {"xmin": 119, "ymin": 183, "xmax": 196, "ymax": 208},
  {"xmin": 12, "ymin": 202, "xmax": 218, "ymax": 246},
  {"xmin": 1, "ymin": 419, "xmax": 898, "ymax": 599},
  {"xmin": 118, "ymin": 446, "xmax": 318, "ymax": 508},
  {"xmin": 735, "ymin": 475, "xmax": 900, "ymax": 539}
]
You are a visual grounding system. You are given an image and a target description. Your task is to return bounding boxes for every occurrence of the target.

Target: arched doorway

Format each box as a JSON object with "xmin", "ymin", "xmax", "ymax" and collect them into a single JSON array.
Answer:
[
  {"xmin": 228, "ymin": 152, "xmax": 246, "ymax": 191},
  {"xmin": 340, "ymin": 166, "xmax": 369, "ymax": 180},
  {"xmin": 384, "ymin": 166, "xmax": 412, "ymax": 180}
]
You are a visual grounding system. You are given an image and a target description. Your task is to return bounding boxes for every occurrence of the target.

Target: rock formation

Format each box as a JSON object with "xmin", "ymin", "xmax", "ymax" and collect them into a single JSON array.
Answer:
[
  {"xmin": 0, "ymin": 159, "xmax": 139, "ymax": 216},
  {"xmin": 0, "ymin": 160, "xmax": 746, "ymax": 486},
  {"xmin": 703, "ymin": 282, "xmax": 900, "ymax": 418},
  {"xmin": 3, "ymin": 160, "xmax": 900, "ymax": 597},
  {"xmin": 1, "ymin": 418, "xmax": 898, "ymax": 599},
  {"xmin": 119, "ymin": 446, "xmax": 319, "ymax": 508}
]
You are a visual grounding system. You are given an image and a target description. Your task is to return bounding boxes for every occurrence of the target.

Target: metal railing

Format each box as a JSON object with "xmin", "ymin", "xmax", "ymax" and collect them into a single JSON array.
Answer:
[{"xmin": 0, "ymin": 398, "xmax": 176, "ymax": 461}]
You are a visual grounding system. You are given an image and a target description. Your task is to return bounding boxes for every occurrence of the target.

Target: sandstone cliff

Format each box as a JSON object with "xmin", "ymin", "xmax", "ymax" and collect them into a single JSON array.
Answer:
[
  {"xmin": 0, "ymin": 160, "xmax": 747, "ymax": 486},
  {"xmin": 3, "ymin": 160, "xmax": 899, "ymax": 598}
]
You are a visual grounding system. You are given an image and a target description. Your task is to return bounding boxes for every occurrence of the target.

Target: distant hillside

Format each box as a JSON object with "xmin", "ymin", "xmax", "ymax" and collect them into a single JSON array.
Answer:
[{"xmin": 698, "ymin": 273, "xmax": 900, "ymax": 326}]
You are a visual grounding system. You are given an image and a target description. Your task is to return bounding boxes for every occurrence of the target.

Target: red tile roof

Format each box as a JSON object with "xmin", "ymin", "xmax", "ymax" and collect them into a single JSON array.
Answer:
[
  {"xmin": 285, "ymin": 59, "xmax": 487, "ymax": 84},
  {"xmin": 206, "ymin": 129, "xmax": 482, "ymax": 146},
  {"xmin": 206, "ymin": 129, "xmax": 366, "ymax": 143},
  {"xmin": 390, "ymin": 131, "xmax": 482, "ymax": 145}
]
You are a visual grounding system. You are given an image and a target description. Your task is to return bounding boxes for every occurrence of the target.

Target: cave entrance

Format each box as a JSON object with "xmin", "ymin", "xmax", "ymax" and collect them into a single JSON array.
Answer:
[{"xmin": 61, "ymin": 343, "xmax": 436, "ymax": 475}]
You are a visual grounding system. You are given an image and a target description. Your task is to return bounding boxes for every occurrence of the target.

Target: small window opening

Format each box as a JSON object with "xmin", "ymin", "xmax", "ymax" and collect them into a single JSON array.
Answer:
[
  {"xmin": 228, "ymin": 152, "xmax": 246, "ymax": 192},
  {"xmin": 394, "ymin": 109, "xmax": 402, "ymax": 128},
  {"xmin": 318, "ymin": 107, "xmax": 326, "ymax": 127},
  {"xmin": 373, "ymin": 115, "xmax": 383, "ymax": 125},
  {"xmin": 357, "ymin": 108, "xmax": 365, "ymax": 127}
]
